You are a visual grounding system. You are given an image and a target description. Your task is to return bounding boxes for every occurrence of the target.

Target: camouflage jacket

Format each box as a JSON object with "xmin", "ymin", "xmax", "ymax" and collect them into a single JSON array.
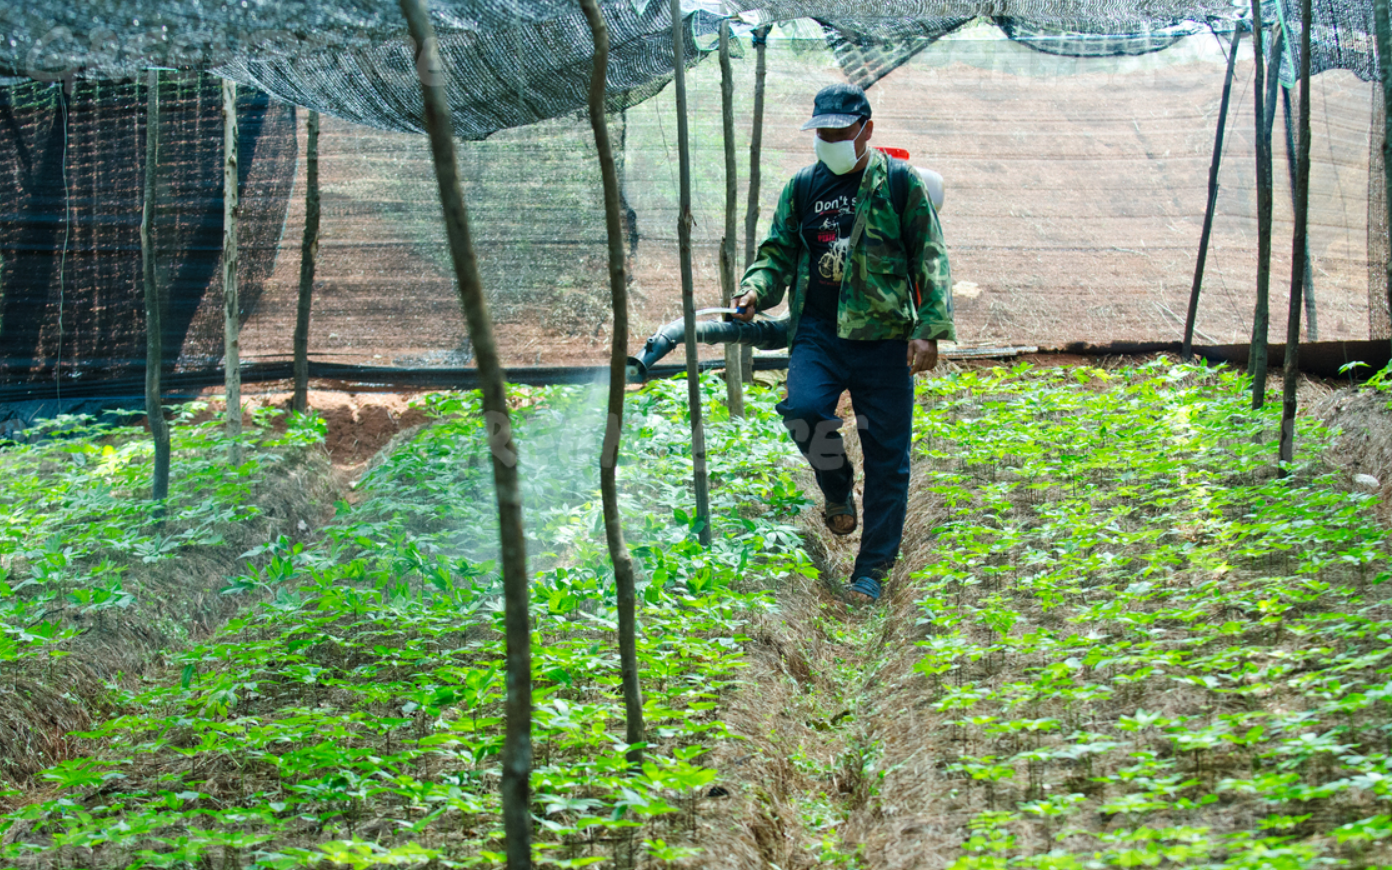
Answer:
[{"xmin": 740, "ymin": 148, "xmax": 954, "ymax": 345}]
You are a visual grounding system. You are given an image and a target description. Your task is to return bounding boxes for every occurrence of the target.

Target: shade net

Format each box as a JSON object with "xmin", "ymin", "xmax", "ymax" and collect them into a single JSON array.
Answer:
[{"xmin": 0, "ymin": 9, "xmax": 1385, "ymax": 396}]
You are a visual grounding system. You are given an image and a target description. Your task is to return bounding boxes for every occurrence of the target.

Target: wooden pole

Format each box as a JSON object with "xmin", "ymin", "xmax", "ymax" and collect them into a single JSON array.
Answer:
[
  {"xmin": 397, "ymin": 2, "xmax": 531, "ymax": 866},
  {"xmin": 740, "ymin": 25, "xmax": 769, "ymax": 385},
  {"xmin": 142, "ymin": 70, "xmax": 170, "ymax": 504},
  {"xmin": 743, "ymin": 26, "xmax": 769, "ymax": 271},
  {"xmin": 1279, "ymin": 0, "xmax": 1313, "ymax": 469},
  {"xmin": 1182, "ymin": 24, "xmax": 1243, "ymax": 361},
  {"xmin": 578, "ymin": 0, "xmax": 645, "ymax": 768},
  {"xmin": 672, "ymin": 0, "xmax": 712, "ymax": 547},
  {"xmin": 1249, "ymin": 12, "xmax": 1274, "ymax": 409},
  {"xmin": 718, "ymin": 20, "xmax": 745, "ymax": 417},
  {"xmin": 293, "ymin": 110, "xmax": 320, "ymax": 414},
  {"xmin": 1375, "ymin": 0, "xmax": 1392, "ymax": 352},
  {"xmin": 1281, "ymin": 86, "xmax": 1319, "ymax": 340},
  {"xmin": 221, "ymin": 79, "xmax": 242, "ymax": 464}
]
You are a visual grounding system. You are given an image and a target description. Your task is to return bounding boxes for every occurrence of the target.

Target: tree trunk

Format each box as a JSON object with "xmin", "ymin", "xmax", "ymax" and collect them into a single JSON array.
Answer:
[
  {"xmin": 294, "ymin": 110, "xmax": 320, "ymax": 414},
  {"xmin": 397, "ymin": 2, "xmax": 532, "ymax": 867},
  {"xmin": 142, "ymin": 70, "xmax": 169, "ymax": 504},
  {"xmin": 1249, "ymin": 13, "xmax": 1273, "ymax": 409},
  {"xmin": 1183, "ymin": 25, "xmax": 1242, "ymax": 361},
  {"xmin": 671, "ymin": 0, "xmax": 712, "ymax": 546},
  {"xmin": 1280, "ymin": 0, "xmax": 1313, "ymax": 468},
  {"xmin": 222, "ymin": 79, "xmax": 242, "ymax": 463},
  {"xmin": 719, "ymin": 21, "xmax": 745, "ymax": 416},
  {"xmin": 579, "ymin": 0, "xmax": 645, "ymax": 768}
]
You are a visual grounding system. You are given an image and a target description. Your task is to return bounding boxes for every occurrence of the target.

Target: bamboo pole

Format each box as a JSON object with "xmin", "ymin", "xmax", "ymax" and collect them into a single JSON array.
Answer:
[
  {"xmin": 397, "ymin": 2, "xmax": 531, "ymax": 866},
  {"xmin": 671, "ymin": 0, "xmax": 712, "ymax": 547},
  {"xmin": 718, "ymin": 20, "xmax": 745, "ymax": 417},
  {"xmin": 222, "ymin": 79, "xmax": 242, "ymax": 463},
  {"xmin": 1182, "ymin": 24, "xmax": 1243, "ymax": 361},
  {"xmin": 1281, "ymin": 86, "xmax": 1319, "ymax": 340},
  {"xmin": 293, "ymin": 110, "xmax": 320, "ymax": 414},
  {"xmin": 579, "ymin": 0, "xmax": 645, "ymax": 768},
  {"xmin": 1379, "ymin": 0, "xmax": 1392, "ymax": 351},
  {"xmin": 142, "ymin": 70, "xmax": 170, "ymax": 504},
  {"xmin": 1279, "ymin": 0, "xmax": 1313, "ymax": 468},
  {"xmin": 1249, "ymin": 12, "xmax": 1274, "ymax": 409},
  {"xmin": 740, "ymin": 25, "xmax": 769, "ymax": 384}
]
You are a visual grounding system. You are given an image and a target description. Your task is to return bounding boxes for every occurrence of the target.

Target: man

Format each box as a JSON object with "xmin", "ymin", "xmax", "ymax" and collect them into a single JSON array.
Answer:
[{"xmin": 732, "ymin": 82, "xmax": 954, "ymax": 604}]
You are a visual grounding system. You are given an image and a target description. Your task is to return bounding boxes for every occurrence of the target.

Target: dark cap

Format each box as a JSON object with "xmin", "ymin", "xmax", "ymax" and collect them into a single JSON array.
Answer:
[{"xmin": 800, "ymin": 83, "xmax": 871, "ymax": 131}]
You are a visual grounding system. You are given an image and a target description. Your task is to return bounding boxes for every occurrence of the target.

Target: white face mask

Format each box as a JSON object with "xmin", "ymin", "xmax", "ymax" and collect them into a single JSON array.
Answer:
[{"xmin": 814, "ymin": 127, "xmax": 863, "ymax": 175}]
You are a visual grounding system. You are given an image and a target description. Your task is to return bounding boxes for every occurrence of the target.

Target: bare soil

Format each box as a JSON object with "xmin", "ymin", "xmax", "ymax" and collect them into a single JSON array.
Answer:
[{"xmin": 1312, "ymin": 386, "xmax": 1392, "ymax": 524}]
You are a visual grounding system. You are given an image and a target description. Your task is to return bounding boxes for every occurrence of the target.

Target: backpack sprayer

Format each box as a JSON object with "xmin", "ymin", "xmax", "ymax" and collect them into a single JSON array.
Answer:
[
  {"xmin": 625, "ymin": 148, "xmax": 944, "ymax": 384},
  {"xmin": 875, "ymin": 147, "xmax": 944, "ymax": 211}
]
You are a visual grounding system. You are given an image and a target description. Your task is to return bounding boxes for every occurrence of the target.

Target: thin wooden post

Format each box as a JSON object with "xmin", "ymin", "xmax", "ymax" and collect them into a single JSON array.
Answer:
[
  {"xmin": 1182, "ymin": 24, "xmax": 1243, "ymax": 360},
  {"xmin": 1249, "ymin": 12, "xmax": 1274, "ymax": 410},
  {"xmin": 293, "ymin": 110, "xmax": 320, "ymax": 414},
  {"xmin": 718, "ymin": 20, "xmax": 745, "ymax": 417},
  {"xmin": 743, "ymin": 26, "xmax": 769, "ymax": 270},
  {"xmin": 222, "ymin": 79, "xmax": 242, "ymax": 464},
  {"xmin": 1375, "ymin": 0, "xmax": 1392, "ymax": 352},
  {"xmin": 672, "ymin": 0, "xmax": 712, "ymax": 547},
  {"xmin": 1281, "ymin": 86, "xmax": 1319, "ymax": 340},
  {"xmin": 740, "ymin": 25, "xmax": 769, "ymax": 384},
  {"xmin": 142, "ymin": 70, "xmax": 170, "ymax": 504},
  {"xmin": 1279, "ymin": 0, "xmax": 1313, "ymax": 468},
  {"xmin": 397, "ymin": 2, "xmax": 531, "ymax": 867},
  {"xmin": 579, "ymin": 0, "xmax": 645, "ymax": 768}
]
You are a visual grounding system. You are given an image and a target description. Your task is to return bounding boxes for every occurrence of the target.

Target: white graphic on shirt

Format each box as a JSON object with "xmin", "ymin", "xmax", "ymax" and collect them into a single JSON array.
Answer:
[
  {"xmin": 810, "ymin": 191, "xmax": 857, "ymax": 288},
  {"xmin": 819, "ymin": 235, "xmax": 849, "ymax": 283}
]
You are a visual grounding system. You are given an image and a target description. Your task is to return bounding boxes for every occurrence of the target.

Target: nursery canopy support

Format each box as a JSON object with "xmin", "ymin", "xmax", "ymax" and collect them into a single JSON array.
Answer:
[
  {"xmin": 1377, "ymin": 0, "xmax": 1392, "ymax": 352},
  {"xmin": 579, "ymin": 0, "xmax": 645, "ymax": 767},
  {"xmin": 1249, "ymin": 14, "xmax": 1275, "ymax": 409},
  {"xmin": 719, "ymin": 19, "xmax": 745, "ymax": 416},
  {"xmin": 294, "ymin": 110, "xmax": 321, "ymax": 414},
  {"xmin": 1281, "ymin": 87, "xmax": 1319, "ymax": 340},
  {"xmin": 397, "ymin": 0, "xmax": 532, "ymax": 866},
  {"xmin": 743, "ymin": 26, "xmax": 769, "ymax": 273},
  {"xmin": 741, "ymin": 25, "xmax": 770, "ymax": 385},
  {"xmin": 143, "ymin": 69, "xmax": 170, "ymax": 504},
  {"xmin": 672, "ymin": 0, "xmax": 712, "ymax": 547},
  {"xmin": 1182, "ymin": 23, "xmax": 1242, "ymax": 361},
  {"xmin": 1280, "ymin": 0, "xmax": 1313, "ymax": 467},
  {"xmin": 222, "ymin": 78, "xmax": 242, "ymax": 463}
]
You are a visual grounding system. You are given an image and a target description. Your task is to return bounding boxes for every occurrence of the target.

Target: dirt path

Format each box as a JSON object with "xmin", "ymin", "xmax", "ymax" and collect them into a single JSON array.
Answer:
[{"xmin": 680, "ymin": 404, "xmax": 951, "ymax": 868}]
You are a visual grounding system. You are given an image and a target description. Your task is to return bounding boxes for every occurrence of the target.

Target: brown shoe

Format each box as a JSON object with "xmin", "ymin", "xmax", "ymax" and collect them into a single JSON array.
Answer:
[{"xmin": 823, "ymin": 494, "xmax": 857, "ymax": 536}]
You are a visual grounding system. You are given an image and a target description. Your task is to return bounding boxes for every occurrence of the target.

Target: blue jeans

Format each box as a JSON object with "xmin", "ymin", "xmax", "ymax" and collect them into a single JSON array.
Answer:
[{"xmin": 775, "ymin": 316, "xmax": 912, "ymax": 581}]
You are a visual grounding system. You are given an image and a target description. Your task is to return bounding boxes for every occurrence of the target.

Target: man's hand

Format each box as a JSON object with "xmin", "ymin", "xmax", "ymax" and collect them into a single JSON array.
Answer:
[
  {"xmin": 907, "ymin": 338, "xmax": 938, "ymax": 374},
  {"xmin": 732, "ymin": 290, "xmax": 759, "ymax": 322}
]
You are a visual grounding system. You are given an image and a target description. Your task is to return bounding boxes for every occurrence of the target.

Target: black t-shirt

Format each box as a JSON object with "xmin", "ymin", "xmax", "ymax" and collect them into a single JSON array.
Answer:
[{"xmin": 799, "ymin": 163, "xmax": 864, "ymax": 323}]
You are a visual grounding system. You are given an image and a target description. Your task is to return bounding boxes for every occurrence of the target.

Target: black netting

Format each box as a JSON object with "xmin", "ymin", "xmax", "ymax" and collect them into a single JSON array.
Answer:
[
  {"xmin": 1279, "ymin": 0, "xmax": 1377, "ymax": 83},
  {"xmin": 214, "ymin": 6, "xmax": 720, "ymax": 140},
  {"xmin": 826, "ymin": 18, "xmax": 975, "ymax": 90},
  {"xmin": 0, "ymin": 5, "xmax": 1385, "ymax": 396},
  {"xmin": 1370, "ymin": 91, "xmax": 1390, "ymax": 338},
  {"xmin": 1, "ymin": 0, "xmax": 1383, "ymax": 139},
  {"xmin": 0, "ymin": 73, "xmax": 295, "ymax": 386},
  {"xmin": 997, "ymin": 18, "xmax": 1207, "ymax": 57}
]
